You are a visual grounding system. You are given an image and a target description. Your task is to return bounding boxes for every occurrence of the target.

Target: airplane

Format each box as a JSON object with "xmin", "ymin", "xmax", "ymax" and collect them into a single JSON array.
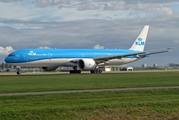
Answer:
[{"xmin": 4, "ymin": 25, "xmax": 170, "ymax": 75}]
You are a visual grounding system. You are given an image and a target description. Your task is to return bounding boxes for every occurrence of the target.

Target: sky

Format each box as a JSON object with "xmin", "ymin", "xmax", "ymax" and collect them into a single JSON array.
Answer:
[{"xmin": 0, "ymin": 0, "xmax": 179, "ymax": 67}]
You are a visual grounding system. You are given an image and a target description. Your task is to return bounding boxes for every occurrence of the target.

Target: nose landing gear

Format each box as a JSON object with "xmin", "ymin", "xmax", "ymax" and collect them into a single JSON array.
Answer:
[{"xmin": 16, "ymin": 66, "xmax": 21, "ymax": 75}]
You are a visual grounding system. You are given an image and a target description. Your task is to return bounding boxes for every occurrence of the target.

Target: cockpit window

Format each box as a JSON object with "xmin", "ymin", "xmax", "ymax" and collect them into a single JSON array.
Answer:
[{"xmin": 8, "ymin": 54, "xmax": 15, "ymax": 57}]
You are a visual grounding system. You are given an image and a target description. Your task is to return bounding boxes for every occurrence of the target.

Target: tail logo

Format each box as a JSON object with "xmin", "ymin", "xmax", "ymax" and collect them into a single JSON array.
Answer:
[
  {"xmin": 136, "ymin": 37, "xmax": 145, "ymax": 46},
  {"xmin": 138, "ymin": 38, "xmax": 142, "ymax": 41}
]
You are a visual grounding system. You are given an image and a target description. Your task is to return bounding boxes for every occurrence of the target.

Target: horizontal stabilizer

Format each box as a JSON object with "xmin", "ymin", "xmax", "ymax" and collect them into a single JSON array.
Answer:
[{"xmin": 147, "ymin": 48, "xmax": 171, "ymax": 55}]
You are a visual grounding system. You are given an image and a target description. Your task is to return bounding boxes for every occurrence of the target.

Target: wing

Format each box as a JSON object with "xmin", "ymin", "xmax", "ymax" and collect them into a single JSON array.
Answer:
[
  {"xmin": 94, "ymin": 48, "xmax": 171, "ymax": 63},
  {"xmin": 146, "ymin": 48, "xmax": 171, "ymax": 55}
]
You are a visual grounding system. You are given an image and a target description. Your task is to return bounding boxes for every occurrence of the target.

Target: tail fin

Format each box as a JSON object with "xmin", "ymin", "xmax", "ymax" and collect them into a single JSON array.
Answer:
[{"xmin": 129, "ymin": 25, "xmax": 149, "ymax": 51}]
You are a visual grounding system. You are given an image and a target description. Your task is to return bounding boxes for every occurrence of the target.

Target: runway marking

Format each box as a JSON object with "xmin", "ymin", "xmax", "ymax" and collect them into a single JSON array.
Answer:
[{"xmin": 0, "ymin": 86, "xmax": 179, "ymax": 97}]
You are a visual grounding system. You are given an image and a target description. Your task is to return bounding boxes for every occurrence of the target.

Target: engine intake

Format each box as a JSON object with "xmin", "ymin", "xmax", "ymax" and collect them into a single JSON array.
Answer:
[{"xmin": 78, "ymin": 59, "xmax": 96, "ymax": 70}]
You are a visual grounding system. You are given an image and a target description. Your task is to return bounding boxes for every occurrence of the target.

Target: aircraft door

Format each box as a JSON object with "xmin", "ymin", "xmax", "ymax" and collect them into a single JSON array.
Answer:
[
  {"xmin": 24, "ymin": 53, "xmax": 28, "ymax": 62},
  {"xmin": 48, "ymin": 53, "xmax": 52, "ymax": 59}
]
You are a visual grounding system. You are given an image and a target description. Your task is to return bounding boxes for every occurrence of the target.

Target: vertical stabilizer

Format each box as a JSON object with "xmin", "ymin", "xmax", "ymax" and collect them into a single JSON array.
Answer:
[{"xmin": 129, "ymin": 25, "xmax": 149, "ymax": 51}]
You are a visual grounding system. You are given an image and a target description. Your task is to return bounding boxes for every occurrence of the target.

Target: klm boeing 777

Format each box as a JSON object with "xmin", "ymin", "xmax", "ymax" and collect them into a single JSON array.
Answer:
[{"xmin": 5, "ymin": 25, "xmax": 170, "ymax": 75}]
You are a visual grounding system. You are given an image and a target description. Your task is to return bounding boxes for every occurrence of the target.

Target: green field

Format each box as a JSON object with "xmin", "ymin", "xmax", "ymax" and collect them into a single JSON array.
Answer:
[
  {"xmin": 0, "ymin": 71, "xmax": 179, "ymax": 119},
  {"xmin": 0, "ymin": 71, "xmax": 179, "ymax": 93}
]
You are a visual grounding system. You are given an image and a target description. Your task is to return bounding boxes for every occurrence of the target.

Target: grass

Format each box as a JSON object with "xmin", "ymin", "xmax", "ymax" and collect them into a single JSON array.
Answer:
[
  {"xmin": 0, "ymin": 89, "xmax": 179, "ymax": 119},
  {"xmin": 0, "ymin": 72, "xmax": 179, "ymax": 93},
  {"xmin": 0, "ymin": 71, "xmax": 179, "ymax": 119}
]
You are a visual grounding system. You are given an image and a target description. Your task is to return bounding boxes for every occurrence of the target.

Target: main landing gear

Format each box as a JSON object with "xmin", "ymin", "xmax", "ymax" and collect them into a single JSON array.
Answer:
[
  {"xmin": 69, "ymin": 67, "xmax": 102, "ymax": 74},
  {"xmin": 69, "ymin": 66, "xmax": 81, "ymax": 74},
  {"xmin": 90, "ymin": 68, "xmax": 102, "ymax": 74},
  {"xmin": 69, "ymin": 66, "xmax": 102, "ymax": 74}
]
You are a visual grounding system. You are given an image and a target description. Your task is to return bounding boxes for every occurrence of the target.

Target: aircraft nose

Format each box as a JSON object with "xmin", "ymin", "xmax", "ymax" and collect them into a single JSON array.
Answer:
[{"xmin": 4, "ymin": 56, "xmax": 10, "ymax": 63}]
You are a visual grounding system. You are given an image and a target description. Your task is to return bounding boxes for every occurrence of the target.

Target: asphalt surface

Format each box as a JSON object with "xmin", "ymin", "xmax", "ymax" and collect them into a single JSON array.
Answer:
[
  {"xmin": 0, "ymin": 70, "xmax": 179, "ymax": 77},
  {"xmin": 0, "ymin": 86, "xmax": 179, "ymax": 97}
]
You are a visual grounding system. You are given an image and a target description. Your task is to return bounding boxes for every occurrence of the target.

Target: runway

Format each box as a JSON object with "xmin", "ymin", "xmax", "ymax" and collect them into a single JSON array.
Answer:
[
  {"xmin": 0, "ymin": 86, "xmax": 179, "ymax": 97},
  {"xmin": 0, "ymin": 70, "xmax": 178, "ymax": 77}
]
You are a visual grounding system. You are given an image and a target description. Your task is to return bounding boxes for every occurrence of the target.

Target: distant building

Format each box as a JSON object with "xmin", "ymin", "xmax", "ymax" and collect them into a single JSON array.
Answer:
[
  {"xmin": 127, "ymin": 67, "xmax": 133, "ymax": 71},
  {"xmin": 104, "ymin": 66, "xmax": 111, "ymax": 71},
  {"xmin": 142, "ymin": 63, "xmax": 147, "ymax": 68},
  {"xmin": 168, "ymin": 63, "xmax": 179, "ymax": 68},
  {"xmin": 153, "ymin": 63, "xmax": 158, "ymax": 68}
]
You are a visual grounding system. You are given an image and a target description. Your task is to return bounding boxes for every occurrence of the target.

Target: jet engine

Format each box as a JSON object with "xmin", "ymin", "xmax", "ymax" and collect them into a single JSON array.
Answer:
[
  {"xmin": 42, "ymin": 66, "xmax": 59, "ymax": 71},
  {"xmin": 78, "ymin": 59, "xmax": 96, "ymax": 70}
]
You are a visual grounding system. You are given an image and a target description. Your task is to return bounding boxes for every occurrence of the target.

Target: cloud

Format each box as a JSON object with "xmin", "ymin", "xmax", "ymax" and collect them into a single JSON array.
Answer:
[
  {"xmin": 93, "ymin": 44, "xmax": 104, "ymax": 49},
  {"xmin": 0, "ymin": 46, "xmax": 14, "ymax": 55},
  {"xmin": 0, "ymin": 0, "xmax": 177, "ymax": 24},
  {"xmin": 0, "ymin": 0, "xmax": 22, "ymax": 3},
  {"xmin": 135, "ymin": 3, "xmax": 174, "ymax": 16},
  {"xmin": 173, "ymin": 39, "xmax": 179, "ymax": 44},
  {"xmin": 36, "ymin": 0, "xmax": 71, "ymax": 7},
  {"xmin": 38, "ymin": 46, "xmax": 51, "ymax": 49},
  {"xmin": 104, "ymin": 1, "xmax": 125, "ymax": 11},
  {"xmin": 77, "ymin": 4, "xmax": 98, "ymax": 11},
  {"xmin": 103, "ymin": 1, "xmax": 175, "ymax": 17},
  {"xmin": 155, "ymin": 7, "xmax": 173, "ymax": 16}
]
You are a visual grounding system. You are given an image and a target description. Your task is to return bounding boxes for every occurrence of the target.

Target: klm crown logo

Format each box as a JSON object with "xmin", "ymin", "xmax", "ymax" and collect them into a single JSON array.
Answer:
[
  {"xmin": 136, "ymin": 37, "xmax": 145, "ymax": 46},
  {"xmin": 138, "ymin": 38, "xmax": 142, "ymax": 41}
]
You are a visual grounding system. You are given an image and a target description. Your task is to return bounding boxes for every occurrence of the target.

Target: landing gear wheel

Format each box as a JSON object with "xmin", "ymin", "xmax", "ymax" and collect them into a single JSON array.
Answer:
[
  {"xmin": 98, "ymin": 69, "xmax": 102, "ymax": 74},
  {"xmin": 77, "ymin": 70, "xmax": 81, "ymax": 74},
  {"xmin": 90, "ymin": 70, "xmax": 95, "ymax": 74},
  {"xmin": 69, "ymin": 70, "xmax": 73, "ymax": 74},
  {"xmin": 90, "ymin": 68, "xmax": 102, "ymax": 74},
  {"xmin": 69, "ymin": 68, "xmax": 81, "ymax": 74}
]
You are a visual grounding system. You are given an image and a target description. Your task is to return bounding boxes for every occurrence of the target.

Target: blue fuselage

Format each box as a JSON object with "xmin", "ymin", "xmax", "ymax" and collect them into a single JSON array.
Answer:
[{"xmin": 5, "ymin": 49, "xmax": 139, "ymax": 63}]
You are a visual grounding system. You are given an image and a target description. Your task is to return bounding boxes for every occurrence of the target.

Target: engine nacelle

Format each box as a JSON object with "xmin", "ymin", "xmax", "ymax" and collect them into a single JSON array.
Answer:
[
  {"xmin": 78, "ymin": 59, "xmax": 96, "ymax": 70},
  {"xmin": 42, "ymin": 66, "xmax": 59, "ymax": 71}
]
